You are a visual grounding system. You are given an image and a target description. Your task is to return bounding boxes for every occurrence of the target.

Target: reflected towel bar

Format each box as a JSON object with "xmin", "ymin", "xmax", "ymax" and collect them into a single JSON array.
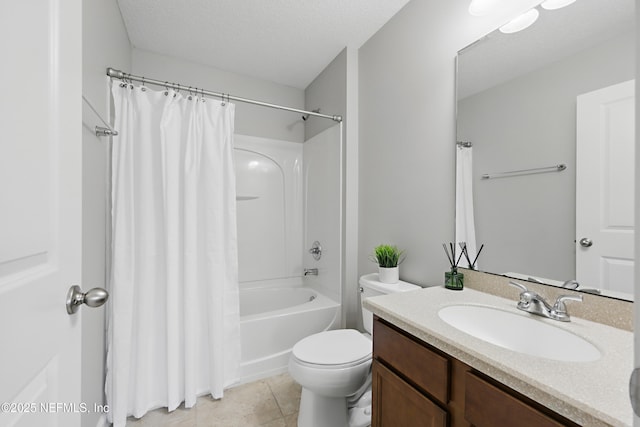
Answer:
[{"xmin": 482, "ymin": 164, "xmax": 566, "ymax": 180}]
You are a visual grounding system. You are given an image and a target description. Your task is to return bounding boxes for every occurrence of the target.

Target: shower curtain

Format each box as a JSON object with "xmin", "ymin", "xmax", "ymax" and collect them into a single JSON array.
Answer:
[
  {"xmin": 106, "ymin": 82, "xmax": 240, "ymax": 426},
  {"xmin": 455, "ymin": 145, "xmax": 478, "ymax": 268}
]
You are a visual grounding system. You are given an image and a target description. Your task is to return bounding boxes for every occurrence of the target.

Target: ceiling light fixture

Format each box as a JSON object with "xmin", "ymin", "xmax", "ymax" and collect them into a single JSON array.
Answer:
[
  {"xmin": 468, "ymin": 0, "xmax": 504, "ymax": 16},
  {"xmin": 540, "ymin": 0, "xmax": 577, "ymax": 10},
  {"xmin": 499, "ymin": 8, "xmax": 539, "ymax": 33}
]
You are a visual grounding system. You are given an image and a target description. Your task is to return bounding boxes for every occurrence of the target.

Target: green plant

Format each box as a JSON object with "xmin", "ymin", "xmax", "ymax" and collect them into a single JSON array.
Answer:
[{"xmin": 370, "ymin": 244, "xmax": 405, "ymax": 268}]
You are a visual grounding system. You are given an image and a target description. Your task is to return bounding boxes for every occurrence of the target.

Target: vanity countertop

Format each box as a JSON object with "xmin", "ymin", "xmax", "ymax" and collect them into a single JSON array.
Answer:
[{"xmin": 364, "ymin": 286, "xmax": 633, "ymax": 427}]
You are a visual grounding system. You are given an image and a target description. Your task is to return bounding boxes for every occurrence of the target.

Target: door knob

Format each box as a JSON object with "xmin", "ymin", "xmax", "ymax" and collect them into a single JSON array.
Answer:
[
  {"xmin": 579, "ymin": 238, "xmax": 593, "ymax": 247},
  {"xmin": 66, "ymin": 285, "xmax": 109, "ymax": 315},
  {"xmin": 630, "ymin": 368, "xmax": 640, "ymax": 416}
]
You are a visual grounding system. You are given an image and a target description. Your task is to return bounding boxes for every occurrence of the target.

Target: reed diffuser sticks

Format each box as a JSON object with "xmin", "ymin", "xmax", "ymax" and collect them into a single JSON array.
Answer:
[{"xmin": 442, "ymin": 242, "xmax": 484, "ymax": 270}]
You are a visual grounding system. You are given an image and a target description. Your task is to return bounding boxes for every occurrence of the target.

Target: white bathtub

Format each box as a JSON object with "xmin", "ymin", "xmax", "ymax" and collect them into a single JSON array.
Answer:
[{"xmin": 239, "ymin": 279, "xmax": 340, "ymax": 383}]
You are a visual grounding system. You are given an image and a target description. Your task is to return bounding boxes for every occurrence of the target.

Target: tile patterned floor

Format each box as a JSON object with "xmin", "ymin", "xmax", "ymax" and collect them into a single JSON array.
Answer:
[{"xmin": 125, "ymin": 373, "xmax": 301, "ymax": 427}]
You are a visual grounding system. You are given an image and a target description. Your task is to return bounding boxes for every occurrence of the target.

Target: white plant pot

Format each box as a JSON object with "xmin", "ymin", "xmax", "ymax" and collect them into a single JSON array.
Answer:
[{"xmin": 378, "ymin": 266, "xmax": 399, "ymax": 284}]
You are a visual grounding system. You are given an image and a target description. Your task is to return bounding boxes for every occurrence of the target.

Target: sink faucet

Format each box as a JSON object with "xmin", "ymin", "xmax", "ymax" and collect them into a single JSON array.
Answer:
[
  {"xmin": 561, "ymin": 279, "xmax": 580, "ymax": 290},
  {"xmin": 561, "ymin": 279, "xmax": 601, "ymax": 295},
  {"xmin": 508, "ymin": 281, "xmax": 582, "ymax": 322},
  {"xmin": 304, "ymin": 268, "xmax": 318, "ymax": 276}
]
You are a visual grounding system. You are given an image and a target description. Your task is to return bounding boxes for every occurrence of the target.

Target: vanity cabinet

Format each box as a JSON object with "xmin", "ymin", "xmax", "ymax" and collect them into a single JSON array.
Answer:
[
  {"xmin": 372, "ymin": 361, "xmax": 447, "ymax": 427},
  {"xmin": 372, "ymin": 317, "xmax": 580, "ymax": 427}
]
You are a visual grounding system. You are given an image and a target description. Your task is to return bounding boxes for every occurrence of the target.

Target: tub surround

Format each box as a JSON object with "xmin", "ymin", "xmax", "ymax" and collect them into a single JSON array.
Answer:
[{"xmin": 364, "ymin": 286, "xmax": 633, "ymax": 426}]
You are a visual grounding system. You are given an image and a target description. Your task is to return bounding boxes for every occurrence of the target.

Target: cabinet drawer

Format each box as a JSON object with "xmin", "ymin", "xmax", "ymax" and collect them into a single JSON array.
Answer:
[
  {"xmin": 465, "ymin": 372, "xmax": 573, "ymax": 427},
  {"xmin": 373, "ymin": 318, "xmax": 449, "ymax": 404}
]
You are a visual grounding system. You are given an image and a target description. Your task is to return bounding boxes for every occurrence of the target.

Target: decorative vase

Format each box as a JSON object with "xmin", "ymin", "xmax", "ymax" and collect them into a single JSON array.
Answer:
[
  {"xmin": 445, "ymin": 267, "xmax": 464, "ymax": 290},
  {"xmin": 378, "ymin": 266, "xmax": 399, "ymax": 284}
]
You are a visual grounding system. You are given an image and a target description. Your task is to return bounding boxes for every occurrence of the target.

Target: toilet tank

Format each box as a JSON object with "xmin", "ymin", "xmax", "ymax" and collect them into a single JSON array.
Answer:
[{"xmin": 359, "ymin": 273, "xmax": 421, "ymax": 335}]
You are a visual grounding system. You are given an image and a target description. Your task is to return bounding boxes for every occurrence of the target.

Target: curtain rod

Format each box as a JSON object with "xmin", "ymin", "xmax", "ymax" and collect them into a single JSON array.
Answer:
[
  {"xmin": 82, "ymin": 94, "xmax": 118, "ymax": 137},
  {"xmin": 107, "ymin": 68, "xmax": 342, "ymax": 123}
]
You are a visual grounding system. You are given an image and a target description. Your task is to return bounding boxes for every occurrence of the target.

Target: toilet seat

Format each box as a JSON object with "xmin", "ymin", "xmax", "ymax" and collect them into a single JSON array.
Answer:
[{"xmin": 292, "ymin": 329, "xmax": 372, "ymax": 368}]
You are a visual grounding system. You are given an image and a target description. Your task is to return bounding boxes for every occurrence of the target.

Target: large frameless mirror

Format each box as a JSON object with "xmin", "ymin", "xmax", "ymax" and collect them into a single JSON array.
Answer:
[{"xmin": 456, "ymin": 0, "xmax": 635, "ymax": 301}]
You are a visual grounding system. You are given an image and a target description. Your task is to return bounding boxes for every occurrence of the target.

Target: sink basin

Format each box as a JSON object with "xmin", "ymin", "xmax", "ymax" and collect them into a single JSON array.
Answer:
[{"xmin": 438, "ymin": 305, "xmax": 601, "ymax": 362}]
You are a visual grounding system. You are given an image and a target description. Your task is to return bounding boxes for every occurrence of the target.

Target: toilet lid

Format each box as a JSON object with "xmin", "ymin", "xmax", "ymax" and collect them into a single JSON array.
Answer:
[{"xmin": 292, "ymin": 329, "xmax": 372, "ymax": 366}]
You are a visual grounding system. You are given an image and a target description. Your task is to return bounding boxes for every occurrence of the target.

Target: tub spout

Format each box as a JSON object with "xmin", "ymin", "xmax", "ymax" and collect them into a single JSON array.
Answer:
[{"xmin": 304, "ymin": 268, "xmax": 318, "ymax": 276}]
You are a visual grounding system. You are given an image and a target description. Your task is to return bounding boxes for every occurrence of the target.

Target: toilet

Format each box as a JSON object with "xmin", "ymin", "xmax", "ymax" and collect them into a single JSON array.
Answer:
[{"xmin": 288, "ymin": 273, "xmax": 421, "ymax": 427}]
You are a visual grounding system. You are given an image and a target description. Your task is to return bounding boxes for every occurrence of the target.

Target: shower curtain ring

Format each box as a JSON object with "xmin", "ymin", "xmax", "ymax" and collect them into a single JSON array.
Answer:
[
  {"xmin": 188, "ymin": 86, "xmax": 193, "ymax": 100},
  {"xmin": 141, "ymin": 76, "xmax": 146, "ymax": 91},
  {"xmin": 220, "ymin": 93, "xmax": 226, "ymax": 106}
]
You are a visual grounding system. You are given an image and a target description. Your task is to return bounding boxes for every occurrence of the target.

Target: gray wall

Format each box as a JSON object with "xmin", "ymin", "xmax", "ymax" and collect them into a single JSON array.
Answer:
[
  {"xmin": 458, "ymin": 31, "xmax": 634, "ymax": 282},
  {"xmin": 357, "ymin": 0, "xmax": 540, "ymax": 290},
  {"xmin": 82, "ymin": 0, "xmax": 131, "ymax": 426},
  {"xmin": 305, "ymin": 49, "xmax": 347, "ymax": 141},
  {"xmin": 132, "ymin": 49, "xmax": 306, "ymax": 143}
]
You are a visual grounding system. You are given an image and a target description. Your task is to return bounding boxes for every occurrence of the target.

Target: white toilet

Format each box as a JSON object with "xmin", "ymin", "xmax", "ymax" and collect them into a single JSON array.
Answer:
[{"xmin": 288, "ymin": 273, "xmax": 421, "ymax": 427}]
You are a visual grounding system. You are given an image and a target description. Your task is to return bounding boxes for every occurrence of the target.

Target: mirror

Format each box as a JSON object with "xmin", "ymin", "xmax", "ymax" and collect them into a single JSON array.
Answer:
[{"xmin": 456, "ymin": 0, "xmax": 635, "ymax": 301}]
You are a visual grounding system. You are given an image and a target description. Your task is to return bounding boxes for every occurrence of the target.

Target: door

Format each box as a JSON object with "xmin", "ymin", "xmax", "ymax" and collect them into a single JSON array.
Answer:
[
  {"xmin": 0, "ymin": 1, "xmax": 82, "ymax": 426},
  {"xmin": 576, "ymin": 80, "xmax": 635, "ymax": 295}
]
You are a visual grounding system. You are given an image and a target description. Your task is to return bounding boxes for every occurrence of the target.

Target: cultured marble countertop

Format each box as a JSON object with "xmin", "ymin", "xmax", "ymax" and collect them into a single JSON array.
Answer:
[{"xmin": 364, "ymin": 286, "xmax": 633, "ymax": 427}]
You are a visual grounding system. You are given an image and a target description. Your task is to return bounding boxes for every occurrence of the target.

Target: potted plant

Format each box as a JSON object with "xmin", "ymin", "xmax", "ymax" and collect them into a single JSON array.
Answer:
[{"xmin": 371, "ymin": 244, "xmax": 405, "ymax": 284}]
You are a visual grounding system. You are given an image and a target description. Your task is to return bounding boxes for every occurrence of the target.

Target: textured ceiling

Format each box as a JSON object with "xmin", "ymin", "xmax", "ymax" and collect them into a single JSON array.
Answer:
[{"xmin": 117, "ymin": 0, "xmax": 411, "ymax": 89}]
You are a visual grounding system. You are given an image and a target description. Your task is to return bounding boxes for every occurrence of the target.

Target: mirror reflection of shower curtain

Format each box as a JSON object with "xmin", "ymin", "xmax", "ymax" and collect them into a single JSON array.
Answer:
[
  {"xmin": 106, "ymin": 82, "xmax": 240, "ymax": 427},
  {"xmin": 455, "ymin": 145, "xmax": 478, "ymax": 268}
]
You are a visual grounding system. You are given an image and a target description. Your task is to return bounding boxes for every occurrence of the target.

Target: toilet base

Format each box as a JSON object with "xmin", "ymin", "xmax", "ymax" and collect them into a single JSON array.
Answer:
[{"xmin": 297, "ymin": 387, "xmax": 349, "ymax": 427}]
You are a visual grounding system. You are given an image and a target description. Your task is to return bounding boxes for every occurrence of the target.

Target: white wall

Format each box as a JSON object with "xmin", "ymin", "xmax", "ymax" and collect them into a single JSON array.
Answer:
[
  {"xmin": 458, "ymin": 31, "xmax": 634, "ymax": 281},
  {"xmin": 357, "ymin": 0, "xmax": 539, "ymax": 291},
  {"xmin": 82, "ymin": 1, "xmax": 131, "ymax": 426},
  {"xmin": 132, "ymin": 49, "xmax": 306, "ymax": 143}
]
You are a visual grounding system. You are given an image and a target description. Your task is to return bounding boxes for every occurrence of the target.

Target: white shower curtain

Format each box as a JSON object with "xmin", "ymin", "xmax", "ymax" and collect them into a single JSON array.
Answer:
[
  {"xmin": 455, "ymin": 145, "xmax": 478, "ymax": 268},
  {"xmin": 106, "ymin": 82, "xmax": 240, "ymax": 427}
]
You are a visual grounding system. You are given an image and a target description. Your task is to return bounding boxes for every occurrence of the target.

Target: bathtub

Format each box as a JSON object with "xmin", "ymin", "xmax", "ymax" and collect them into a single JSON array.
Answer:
[{"xmin": 239, "ymin": 278, "xmax": 340, "ymax": 383}]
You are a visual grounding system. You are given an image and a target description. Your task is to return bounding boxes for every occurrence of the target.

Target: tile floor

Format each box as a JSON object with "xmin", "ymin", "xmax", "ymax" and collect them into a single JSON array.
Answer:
[{"xmin": 125, "ymin": 373, "xmax": 301, "ymax": 427}]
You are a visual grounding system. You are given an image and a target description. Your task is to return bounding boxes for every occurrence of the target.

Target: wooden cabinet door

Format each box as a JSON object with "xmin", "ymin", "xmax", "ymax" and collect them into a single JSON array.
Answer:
[
  {"xmin": 465, "ymin": 372, "xmax": 575, "ymax": 427},
  {"xmin": 372, "ymin": 360, "xmax": 447, "ymax": 427}
]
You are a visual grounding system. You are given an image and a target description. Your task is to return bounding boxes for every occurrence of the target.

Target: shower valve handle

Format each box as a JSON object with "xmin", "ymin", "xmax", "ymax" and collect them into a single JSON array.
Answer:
[{"xmin": 308, "ymin": 241, "xmax": 322, "ymax": 260}]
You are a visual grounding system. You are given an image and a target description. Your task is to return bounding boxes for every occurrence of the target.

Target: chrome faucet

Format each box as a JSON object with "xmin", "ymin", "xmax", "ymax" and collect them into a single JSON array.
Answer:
[
  {"xmin": 561, "ymin": 279, "xmax": 580, "ymax": 290},
  {"xmin": 508, "ymin": 281, "xmax": 582, "ymax": 322},
  {"xmin": 304, "ymin": 268, "xmax": 318, "ymax": 276},
  {"xmin": 561, "ymin": 279, "xmax": 601, "ymax": 295}
]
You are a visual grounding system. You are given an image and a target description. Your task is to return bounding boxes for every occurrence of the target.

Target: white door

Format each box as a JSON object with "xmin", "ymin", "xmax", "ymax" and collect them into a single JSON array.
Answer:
[
  {"xmin": 576, "ymin": 80, "xmax": 635, "ymax": 295},
  {"xmin": 0, "ymin": 1, "xmax": 82, "ymax": 426}
]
